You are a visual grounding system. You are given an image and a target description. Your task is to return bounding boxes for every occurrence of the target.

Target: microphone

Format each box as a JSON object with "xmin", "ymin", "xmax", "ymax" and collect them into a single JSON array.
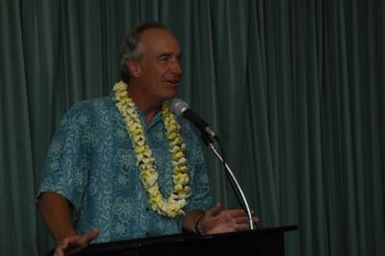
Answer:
[
  {"xmin": 170, "ymin": 98, "xmax": 219, "ymax": 142},
  {"xmin": 171, "ymin": 98, "xmax": 257, "ymax": 230}
]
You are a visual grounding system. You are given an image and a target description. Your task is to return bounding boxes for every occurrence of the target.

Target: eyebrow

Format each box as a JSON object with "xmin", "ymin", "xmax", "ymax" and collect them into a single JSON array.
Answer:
[{"xmin": 157, "ymin": 52, "xmax": 183, "ymax": 59}]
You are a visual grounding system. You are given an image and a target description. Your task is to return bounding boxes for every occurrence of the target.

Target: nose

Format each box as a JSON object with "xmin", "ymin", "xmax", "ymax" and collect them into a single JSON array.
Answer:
[{"xmin": 171, "ymin": 59, "xmax": 182, "ymax": 76}]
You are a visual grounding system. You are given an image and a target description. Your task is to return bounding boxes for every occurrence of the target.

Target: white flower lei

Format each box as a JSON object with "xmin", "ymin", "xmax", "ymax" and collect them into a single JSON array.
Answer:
[{"xmin": 113, "ymin": 81, "xmax": 191, "ymax": 218}]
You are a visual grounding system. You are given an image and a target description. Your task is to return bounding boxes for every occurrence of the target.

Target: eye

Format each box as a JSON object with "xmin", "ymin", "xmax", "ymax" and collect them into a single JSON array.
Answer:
[
  {"xmin": 159, "ymin": 54, "xmax": 171, "ymax": 63},
  {"xmin": 176, "ymin": 55, "xmax": 182, "ymax": 63}
]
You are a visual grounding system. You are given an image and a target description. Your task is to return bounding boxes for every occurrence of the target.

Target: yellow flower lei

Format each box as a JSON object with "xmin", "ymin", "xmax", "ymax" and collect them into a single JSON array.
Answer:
[{"xmin": 113, "ymin": 81, "xmax": 191, "ymax": 218}]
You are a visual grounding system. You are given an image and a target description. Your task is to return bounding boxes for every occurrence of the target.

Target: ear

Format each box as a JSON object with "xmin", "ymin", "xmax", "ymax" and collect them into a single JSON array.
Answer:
[{"xmin": 127, "ymin": 59, "xmax": 142, "ymax": 78}]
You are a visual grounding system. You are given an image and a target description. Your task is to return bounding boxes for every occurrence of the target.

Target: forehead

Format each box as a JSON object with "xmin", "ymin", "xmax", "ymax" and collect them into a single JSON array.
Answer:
[{"xmin": 139, "ymin": 28, "xmax": 181, "ymax": 56}]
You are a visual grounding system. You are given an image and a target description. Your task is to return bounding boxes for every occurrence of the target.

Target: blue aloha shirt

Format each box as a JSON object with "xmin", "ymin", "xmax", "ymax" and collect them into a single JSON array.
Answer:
[{"xmin": 37, "ymin": 95, "xmax": 213, "ymax": 243}]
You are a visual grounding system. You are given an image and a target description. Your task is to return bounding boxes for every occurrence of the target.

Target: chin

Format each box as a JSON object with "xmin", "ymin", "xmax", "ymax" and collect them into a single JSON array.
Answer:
[{"xmin": 163, "ymin": 88, "xmax": 178, "ymax": 99}]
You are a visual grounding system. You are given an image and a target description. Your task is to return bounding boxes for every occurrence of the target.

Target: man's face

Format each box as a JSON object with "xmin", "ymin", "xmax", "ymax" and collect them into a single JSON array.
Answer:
[{"xmin": 133, "ymin": 28, "xmax": 183, "ymax": 103}]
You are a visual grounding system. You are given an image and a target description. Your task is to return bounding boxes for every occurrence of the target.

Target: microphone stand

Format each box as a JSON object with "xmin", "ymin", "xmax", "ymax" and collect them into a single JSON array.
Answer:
[{"xmin": 201, "ymin": 134, "xmax": 257, "ymax": 231}]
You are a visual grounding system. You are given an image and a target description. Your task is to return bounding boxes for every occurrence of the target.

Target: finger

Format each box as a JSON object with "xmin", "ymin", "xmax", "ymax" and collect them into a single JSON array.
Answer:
[
  {"xmin": 61, "ymin": 237, "xmax": 84, "ymax": 254},
  {"xmin": 225, "ymin": 208, "xmax": 248, "ymax": 218},
  {"xmin": 54, "ymin": 246, "xmax": 65, "ymax": 256},
  {"xmin": 237, "ymin": 223, "xmax": 252, "ymax": 231},
  {"xmin": 234, "ymin": 215, "xmax": 261, "ymax": 230},
  {"xmin": 64, "ymin": 242, "xmax": 87, "ymax": 255},
  {"xmin": 69, "ymin": 229, "xmax": 99, "ymax": 254},
  {"xmin": 61, "ymin": 239, "xmax": 70, "ymax": 252},
  {"xmin": 207, "ymin": 202, "xmax": 222, "ymax": 218},
  {"xmin": 83, "ymin": 228, "xmax": 99, "ymax": 243},
  {"xmin": 62, "ymin": 236, "xmax": 82, "ymax": 251},
  {"xmin": 235, "ymin": 216, "xmax": 250, "ymax": 224},
  {"xmin": 62, "ymin": 240, "xmax": 79, "ymax": 254}
]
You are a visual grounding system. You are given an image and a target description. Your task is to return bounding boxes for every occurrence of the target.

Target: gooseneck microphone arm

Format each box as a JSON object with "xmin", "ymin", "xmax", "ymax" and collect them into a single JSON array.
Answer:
[
  {"xmin": 171, "ymin": 98, "xmax": 258, "ymax": 230},
  {"xmin": 201, "ymin": 134, "xmax": 257, "ymax": 231}
]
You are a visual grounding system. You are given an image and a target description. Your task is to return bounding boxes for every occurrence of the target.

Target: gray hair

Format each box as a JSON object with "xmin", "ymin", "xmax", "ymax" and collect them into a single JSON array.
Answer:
[{"xmin": 119, "ymin": 22, "xmax": 168, "ymax": 83}]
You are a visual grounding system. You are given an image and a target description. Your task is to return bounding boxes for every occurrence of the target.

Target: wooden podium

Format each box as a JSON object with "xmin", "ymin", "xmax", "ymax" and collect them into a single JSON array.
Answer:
[{"xmin": 70, "ymin": 225, "xmax": 297, "ymax": 256}]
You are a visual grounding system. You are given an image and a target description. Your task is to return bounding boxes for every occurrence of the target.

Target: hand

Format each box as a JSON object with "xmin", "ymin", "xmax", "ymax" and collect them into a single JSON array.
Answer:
[
  {"xmin": 54, "ymin": 228, "xmax": 99, "ymax": 256},
  {"xmin": 198, "ymin": 202, "xmax": 260, "ymax": 234}
]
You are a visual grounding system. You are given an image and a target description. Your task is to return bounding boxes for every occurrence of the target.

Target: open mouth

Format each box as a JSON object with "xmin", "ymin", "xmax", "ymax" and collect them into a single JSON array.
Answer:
[{"xmin": 165, "ymin": 79, "xmax": 180, "ymax": 86}]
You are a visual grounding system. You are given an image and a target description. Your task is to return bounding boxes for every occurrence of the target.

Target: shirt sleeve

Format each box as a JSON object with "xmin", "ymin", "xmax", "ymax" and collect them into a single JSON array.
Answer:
[{"xmin": 36, "ymin": 102, "xmax": 93, "ymax": 215}]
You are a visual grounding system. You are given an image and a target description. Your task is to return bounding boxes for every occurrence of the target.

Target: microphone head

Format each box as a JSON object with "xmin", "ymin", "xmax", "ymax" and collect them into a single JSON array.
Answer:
[{"xmin": 170, "ymin": 98, "xmax": 189, "ymax": 116}]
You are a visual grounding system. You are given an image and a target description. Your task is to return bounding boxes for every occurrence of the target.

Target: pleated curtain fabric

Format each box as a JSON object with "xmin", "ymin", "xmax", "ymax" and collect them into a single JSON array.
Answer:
[{"xmin": 0, "ymin": 0, "xmax": 384, "ymax": 255}]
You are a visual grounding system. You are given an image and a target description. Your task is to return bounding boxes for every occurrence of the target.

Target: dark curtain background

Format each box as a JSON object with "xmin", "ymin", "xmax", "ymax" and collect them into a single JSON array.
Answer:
[{"xmin": 1, "ymin": 0, "xmax": 384, "ymax": 255}]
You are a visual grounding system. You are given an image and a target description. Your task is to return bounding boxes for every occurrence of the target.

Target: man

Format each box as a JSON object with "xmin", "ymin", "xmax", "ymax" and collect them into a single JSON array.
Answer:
[{"xmin": 37, "ymin": 22, "xmax": 256, "ymax": 256}]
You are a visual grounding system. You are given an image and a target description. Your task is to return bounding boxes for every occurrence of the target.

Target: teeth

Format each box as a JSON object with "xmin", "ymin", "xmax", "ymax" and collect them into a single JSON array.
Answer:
[{"xmin": 166, "ymin": 78, "xmax": 180, "ymax": 83}]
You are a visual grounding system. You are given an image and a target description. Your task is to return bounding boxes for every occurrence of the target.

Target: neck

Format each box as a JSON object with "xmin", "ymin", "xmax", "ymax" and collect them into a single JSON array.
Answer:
[{"xmin": 127, "ymin": 84, "xmax": 162, "ymax": 124}]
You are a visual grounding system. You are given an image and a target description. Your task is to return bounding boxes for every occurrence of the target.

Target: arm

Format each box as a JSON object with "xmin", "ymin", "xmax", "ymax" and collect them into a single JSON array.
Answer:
[
  {"xmin": 38, "ymin": 192, "xmax": 77, "ymax": 242},
  {"xmin": 38, "ymin": 192, "xmax": 99, "ymax": 256}
]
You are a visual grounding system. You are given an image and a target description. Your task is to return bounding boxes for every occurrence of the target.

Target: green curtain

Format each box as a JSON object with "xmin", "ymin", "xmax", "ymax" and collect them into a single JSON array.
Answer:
[{"xmin": 1, "ymin": 0, "xmax": 384, "ymax": 255}]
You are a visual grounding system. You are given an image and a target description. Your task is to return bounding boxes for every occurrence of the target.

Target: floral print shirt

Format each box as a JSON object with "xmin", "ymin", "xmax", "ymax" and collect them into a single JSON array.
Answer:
[{"xmin": 37, "ymin": 95, "xmax": 213, "ymax": 243}]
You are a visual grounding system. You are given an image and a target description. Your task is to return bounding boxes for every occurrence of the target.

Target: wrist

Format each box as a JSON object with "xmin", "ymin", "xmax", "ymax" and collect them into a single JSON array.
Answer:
[{"xmin": 194, "ymin": 216, "xmax": 204, "ymax": 235}]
